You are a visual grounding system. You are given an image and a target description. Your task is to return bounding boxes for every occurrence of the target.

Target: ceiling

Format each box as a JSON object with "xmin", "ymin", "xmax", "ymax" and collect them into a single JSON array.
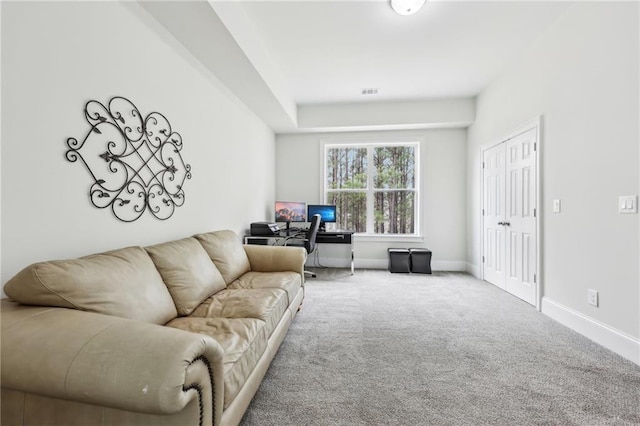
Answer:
[
  {"xmin": 238, "ymin": 0, "xmax": 573, "ymax": 105},
  {"xmin": 138, "ymin": 1, "xmax": 575, "ymax": 132}
]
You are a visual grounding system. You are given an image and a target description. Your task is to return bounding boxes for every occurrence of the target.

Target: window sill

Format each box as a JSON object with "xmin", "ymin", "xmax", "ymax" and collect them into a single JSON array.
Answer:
[{"xmin": 353, "ymin": 234, "xmax": 424, "ymax": 243}]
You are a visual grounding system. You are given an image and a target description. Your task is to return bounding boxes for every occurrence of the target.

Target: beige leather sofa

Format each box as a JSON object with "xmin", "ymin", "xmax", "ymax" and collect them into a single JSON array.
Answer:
[{"xmin": 1, "ymin": 230, "xmax": 306, "ymax": 426}]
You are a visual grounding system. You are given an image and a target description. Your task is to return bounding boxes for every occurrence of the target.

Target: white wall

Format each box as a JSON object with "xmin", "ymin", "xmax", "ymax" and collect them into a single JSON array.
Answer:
[
  {"xmin": 1, "ymin": 2, "xmax": 275, "ymax": 285},
  {"xmin": 276, "ymin": 129, "xmax": 467, "ymax": 270},
  {"xmin": 297, "ymin": 98, "xmax": 475, "ymax": 131},
  {"xmin": 467, "ymin": 3, "xmax": 639, "ymax": 360}
]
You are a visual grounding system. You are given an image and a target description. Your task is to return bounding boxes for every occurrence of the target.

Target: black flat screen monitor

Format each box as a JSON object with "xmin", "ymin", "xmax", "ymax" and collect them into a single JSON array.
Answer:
[
  {"xmin": 307, "ymin": 205, "xmax": 337, "ymax": 228},
  {"xmin": 275, "ymin": 201, "xmax": 307, "ymax": 227}
]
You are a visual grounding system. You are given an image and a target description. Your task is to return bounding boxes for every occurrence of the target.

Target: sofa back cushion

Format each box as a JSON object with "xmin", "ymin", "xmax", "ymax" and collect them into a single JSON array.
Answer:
[
  {"xmin": 3, "ymin": 246, "xmax": 177, "ymax": 325},
  {"xmin": 146, "ymin": 237, "xmax": 227, "ymax": 315},
  {"xmin": 194, "ymin": 230, "xmax": 251, "ymax": 284}
]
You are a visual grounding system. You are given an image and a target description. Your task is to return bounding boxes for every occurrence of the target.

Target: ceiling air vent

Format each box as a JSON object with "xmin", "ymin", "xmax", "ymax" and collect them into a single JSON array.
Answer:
[{"xmin": 361, "ymin": 88, "xmax": 379, "ymax": 96}]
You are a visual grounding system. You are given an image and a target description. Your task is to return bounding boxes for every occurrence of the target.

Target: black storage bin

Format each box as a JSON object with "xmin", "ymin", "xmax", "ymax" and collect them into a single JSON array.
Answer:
[
  {"xmin": 410, "ymin": 248, "xmax": 432, "ymax": 274},
  {"xmin": 388, "ymin": 248, "xmax": 411, "ymax": 273}
]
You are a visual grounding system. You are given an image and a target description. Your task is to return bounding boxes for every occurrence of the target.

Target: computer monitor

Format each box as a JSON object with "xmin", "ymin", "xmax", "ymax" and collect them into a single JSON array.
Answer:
[
  {"xmin": 307, "ymin": 204, "xmax": 337, "ymax": 231},
  {"xmin": 275, "ymin": 201, "xmax": 306, "ymax": 232}
]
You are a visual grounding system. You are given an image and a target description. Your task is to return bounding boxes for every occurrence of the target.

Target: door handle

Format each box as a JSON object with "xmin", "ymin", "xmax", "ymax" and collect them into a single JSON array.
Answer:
[
  {"xmin": 504, "ymin": 222, "xmax": 511, "ymax": 227},
  {"xmin": 497, "ymin": 221, "xmax": 504, "ymax": 226}
]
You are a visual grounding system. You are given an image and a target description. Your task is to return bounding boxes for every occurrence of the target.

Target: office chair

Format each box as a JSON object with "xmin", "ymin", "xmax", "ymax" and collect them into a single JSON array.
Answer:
[{"xmin": 286, "ymin": 214, "xmax": 321, "ymax": 278}]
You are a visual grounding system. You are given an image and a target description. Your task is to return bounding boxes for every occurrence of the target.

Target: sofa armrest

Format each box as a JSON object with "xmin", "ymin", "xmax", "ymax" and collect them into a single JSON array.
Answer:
[
  {"xmin": 1, "ymin": 300, "xmax": 224, "ymax": 425},
  {"xmin": 243, "ymin": 244, "xmax": 306, "ymax": 281}
]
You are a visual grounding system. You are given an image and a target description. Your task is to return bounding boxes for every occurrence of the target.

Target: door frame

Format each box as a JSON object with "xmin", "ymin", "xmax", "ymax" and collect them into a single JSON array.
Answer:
[{"xmin": 480, "ymin": 116, "xmax": 542, "ymax": 310}]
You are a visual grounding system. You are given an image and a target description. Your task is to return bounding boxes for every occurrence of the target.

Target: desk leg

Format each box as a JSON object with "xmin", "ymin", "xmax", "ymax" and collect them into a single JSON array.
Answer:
[{"xmin": 350, "ymin": 243, "xmax": 354, "ymax": 275}]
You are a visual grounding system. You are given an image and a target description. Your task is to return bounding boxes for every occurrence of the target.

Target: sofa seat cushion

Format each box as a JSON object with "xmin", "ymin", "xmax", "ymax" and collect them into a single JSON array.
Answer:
[
  {"xmin": 228, "ymin": 271, "xmax": 301, "ymax": 307},
  {"xmin": 194, "ymin": 230, "xmax": 251, "ymax": 284},
  {"xmin": 3, "ymin": 247, "xmax": 177, "ymax": 325},
  {"xmin": 190, "ymin": 288, "xmax": 288, "ymax": 338},
  {"xmin": 145, "ymin": 238, "xmax": 226, "ymax": 316},
  {"xmin": 166, "ymin": 317, "xmax": 268, "ymax": 409}
]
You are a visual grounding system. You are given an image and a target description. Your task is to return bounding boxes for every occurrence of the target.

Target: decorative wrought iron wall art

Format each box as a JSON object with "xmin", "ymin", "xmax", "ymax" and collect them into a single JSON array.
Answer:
[{"xmin": 65, "ymin": 97, "xmax": 192, "ymax": 222}]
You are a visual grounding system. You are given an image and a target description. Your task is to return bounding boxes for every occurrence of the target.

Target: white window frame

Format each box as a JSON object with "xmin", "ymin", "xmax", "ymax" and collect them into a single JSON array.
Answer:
[{"xmin": 322, "ymin": 139, "xmax": 421, "ymax": 238}]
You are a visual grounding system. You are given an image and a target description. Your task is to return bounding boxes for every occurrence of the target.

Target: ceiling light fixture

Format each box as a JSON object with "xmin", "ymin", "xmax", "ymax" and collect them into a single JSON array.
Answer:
[{"xmin": 390, "ymin": 0, "xmax": 426, "ymax": 16}]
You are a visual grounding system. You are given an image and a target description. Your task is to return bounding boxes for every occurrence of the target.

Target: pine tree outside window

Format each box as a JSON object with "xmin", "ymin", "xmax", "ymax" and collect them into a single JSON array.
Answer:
[{"xmin": 324, "ymin": 142, "xmax": 419, "ymax": 236}]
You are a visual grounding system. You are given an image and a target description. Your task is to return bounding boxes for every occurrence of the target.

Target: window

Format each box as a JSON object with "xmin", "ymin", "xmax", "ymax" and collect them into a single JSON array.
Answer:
[{"xmin": 324, "ymin": 142, "xmax": 419, "ymax": 235}]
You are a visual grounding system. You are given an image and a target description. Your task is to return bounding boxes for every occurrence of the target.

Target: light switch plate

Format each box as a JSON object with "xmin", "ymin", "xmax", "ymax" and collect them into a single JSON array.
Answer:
[
  {"xmin": 552, "ymin": 199, "xmax": 561, "ymax": 213},
  {"xmin": 619, "ymin": 195, "xmax": 638, "ymax": 214}
]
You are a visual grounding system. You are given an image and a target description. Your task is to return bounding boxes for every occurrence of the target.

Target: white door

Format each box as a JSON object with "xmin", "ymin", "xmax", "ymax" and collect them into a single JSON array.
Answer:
[
  {"xmin": 483, "ymin": 143, "xmax": 506, "ymax": 289},
  {"xmin": 482, "ymin": 127, "xmax": 538, "ymax": 306}
]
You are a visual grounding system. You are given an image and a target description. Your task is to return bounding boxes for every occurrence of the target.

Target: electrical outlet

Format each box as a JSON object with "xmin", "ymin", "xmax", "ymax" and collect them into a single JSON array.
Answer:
[{"xmin": 588, "ymin": 289, "xmax": 598, "ymax": 307}]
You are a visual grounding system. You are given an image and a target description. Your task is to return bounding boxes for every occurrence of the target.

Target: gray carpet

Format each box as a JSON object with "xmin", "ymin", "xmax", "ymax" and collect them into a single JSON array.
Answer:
[{"xmin": 240, "ymin": 269, "xmax": 640, "ymax": 426}]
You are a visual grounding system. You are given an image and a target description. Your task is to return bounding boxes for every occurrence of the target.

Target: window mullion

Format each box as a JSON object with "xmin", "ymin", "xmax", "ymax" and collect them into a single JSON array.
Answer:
[{"xmin": 366, "ymin": 146, "xmax": 375, "ymax": 234}]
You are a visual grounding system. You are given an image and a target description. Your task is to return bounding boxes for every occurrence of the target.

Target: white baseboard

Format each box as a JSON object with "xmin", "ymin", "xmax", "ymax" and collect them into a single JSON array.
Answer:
[
  {"xmin": 308, "ymin": 257, "xmax": 466, "ymax": 271},
  {"xmin": 466, "ymin": 262, "xmax": 480, "ymax": 278},
  {"xmin": 541, "ymin": 297, "xmax": 640, "ymax": 366}
]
